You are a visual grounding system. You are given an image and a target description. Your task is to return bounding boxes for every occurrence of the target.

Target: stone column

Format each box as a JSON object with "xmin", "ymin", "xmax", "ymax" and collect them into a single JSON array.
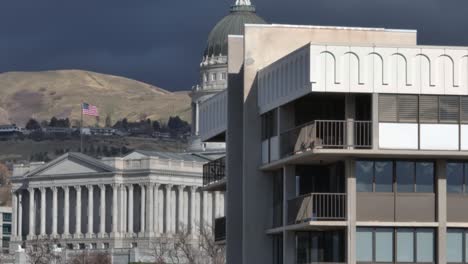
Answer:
[
  {"xmin": 75, "ymin": 186, "xmax": 82, "ymax": 237},
  {"xmin": 18, "ymin": 191, "xmax": 23, "ymax": 238},
  {"xmin": 177, "ymin": 185, "xmax": 185, "ymax": 232},
  {"xmin": 140, "ymin": 184, "xmax": 146, "ymax": 235},
  {"xmin": 202, "ymin": 191, "xmax": 208, "ymax": 226},
  {"xmin": 12, "ymin": 191, "xmax": 17, "ymax": 239},
  {"xmin": 214, "ymin": 191, "xmax": 221, "ymax": 218},
  {"xmin": 189, "ymin": 186, "xmax": 197, "ymax": 235},
  {"xmin": 99, "ymin": 184, "xmax": 106, "ymax": 237},
  {"xmin": 147, "ymin": 183, "xmax": 154, "ymax": 236},
  {"xmin": 112, "ymin": 184, "xmax": 119, "ymax": 236},
  {"xmin": 120, "ymin": 185, "xmax": 126, "ymax": 233},
  {"xmin": 87, "ymin": 185, "xmax": 94, "ymax": 237},
  {"xmin": 40, "ymin": 187, "xmax": 46, "ymax": 236},
  {"xmin": 52, "ymin": 187, "xmax": 58, "ymax": 237},
  {"xmin": 153, "ymin": 184, "xmax": 160, "ymax": 235},
  {"xmin": 165, "ymin": 184, "xmax": 173, "ymax": 234},
  {"xmin": 28, "ymin": 188, "xmax": 35, "ymax": 238},
  {"xmin": 128, "ymin": 184, "xmax": 134, "ymax": 234},
  {"xmin": 64, "ymin": 186, "xmax": 70, "ymax": 236}
]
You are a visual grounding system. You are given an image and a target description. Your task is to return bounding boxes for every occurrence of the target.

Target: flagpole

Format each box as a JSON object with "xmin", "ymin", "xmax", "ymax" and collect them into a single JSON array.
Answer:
[{"xmin": 80, "ymin": 102, "xmax": 83, "ymax": 153}]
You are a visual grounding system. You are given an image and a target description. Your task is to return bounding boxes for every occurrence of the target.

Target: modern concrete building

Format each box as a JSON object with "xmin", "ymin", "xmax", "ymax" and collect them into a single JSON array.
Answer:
[
  {"xmin": 0, "ymin": 207, "xmax": 12, "ymax": 253},
  {"xmin": 9, "ymin": 150, "xmax": 225, "ymax": 263},
  {"xmin": 198, "ymin": 20, "xmax": 468, "ymax": 264}
]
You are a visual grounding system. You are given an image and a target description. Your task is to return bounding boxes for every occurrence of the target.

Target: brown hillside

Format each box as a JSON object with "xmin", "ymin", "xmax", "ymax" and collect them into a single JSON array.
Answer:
[{"xmin": 0, "ymin": 70, "xmax": 191, "ymax": 126}]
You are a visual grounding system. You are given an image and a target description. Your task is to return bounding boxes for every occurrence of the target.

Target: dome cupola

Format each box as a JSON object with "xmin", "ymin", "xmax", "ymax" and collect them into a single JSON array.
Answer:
[{"xmin": 203, "ymin": 0, "xmax": 267, "ymax": 58}]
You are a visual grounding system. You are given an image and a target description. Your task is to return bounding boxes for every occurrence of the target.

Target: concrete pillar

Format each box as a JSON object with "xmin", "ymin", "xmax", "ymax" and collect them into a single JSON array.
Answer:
[
  {"xmin": 52, "ymin": 187, "xmax": 58, "ymax": 236},
  {"xmin": 153, "ymin": 184, "xmax": 160, "ymax": 235},
  {"xmin": 64, "ymin": 186, "xmax": 70, "ymax": 236},
  {"xmin": 437, "ymin": 160, "xmax": 447, "ymax": 264},
  {"xmin": 28, "ymin": 188, "xmax": 35, "ymax": 238},
  {"xmin": 177, "ymin": 185, "xmax": 185, "ymax": 232},
  {"xmin": 40, "ymin": 187, "xmax": 46, "ymax": 236},
  {"xmin": 112, "ymin": 184, "xmax": 119, "ymax": 236},
  {"xmin": 189, "ymin": 186, "xmax": 197, "ymax": 235},
  {"xmin": 147, "ymin": 183, "xmax": 154, "ymax": 236},
  {"xmin": 165, "ymin": 184, "xmax": 173, "ymax": 234},
  {"xmin": 346, "ymin": 159, "xmax": 357, "ymax": 264},
  {"xmin": 283, "ymin": 165, "xmax": 296, "ymax": 263},
  {"xmin": 119, "ymin": 184, "xmax": 126, "ymax": 233},
  {"xmin": 202, "ymin": 191, "xmax": 208, "ymax": 226},
  {"xmin": 87, "ymin": 185, "xmax": 94, "ymax": 237},
  {"xmin": 128, "ymin": 184, "xmax": 134, "ymax": 234},
  {"xmin": 18, "ymin": 191, "xmax": 22, "ymax": 238},
  {"xmin": 345, "ymin": 94, "xmax": 356, "ymax": 149},
  {"xmin": 75, "ymin": 186, "xmax": 82, "ymax": 236},
  {"xmin": 139, "ymin": 184, "xmax": 146, "ymax": 235},
  {"xmin": 99, "ymin": 184, "xmax": 106, "ymax": 236},
  {"xmin": 372, "ymin": 93, "xmax": 379, "ymax": 150},
  {"xmin": 12, "ymin": 191, "xmax": 17, "ymax": 239}
]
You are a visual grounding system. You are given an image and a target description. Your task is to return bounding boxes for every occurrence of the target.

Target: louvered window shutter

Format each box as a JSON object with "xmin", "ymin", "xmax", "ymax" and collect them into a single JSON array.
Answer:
[
  {"xmin": 419, "ymin": 96, "xmax": 439, "ymax": 123},
  {"xmin": 379, "ymin": 95, "xmax": 397, "ymax": 122},
  {"xmin": 398, "ymin": 95, "xmax": 418, "ymax": 123},
  {"xmin": 461, "ymin": 97, "xmax": 468, "ymax": 124},
  {"xmin": 439, "ymin": 96, "xmax": 459, "ymax": 123}
]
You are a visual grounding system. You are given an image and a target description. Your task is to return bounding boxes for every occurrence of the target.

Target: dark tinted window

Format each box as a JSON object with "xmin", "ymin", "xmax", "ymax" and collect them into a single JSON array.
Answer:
[
  {"xmin": 397, "ymin": 162, "xmax": 415, "ymax": 192},
  {"xmin": 357, "ymin": 161, "xmax": 373, "ymax": 192},
  {"xmin": 375, "ymin": 161, "xmax": 393, "ymax": 192},
  {"xmin": 415, "ymin": 162, "xmax": 434, "ymax": 193},
  {"xmin": 447, "ymin": 163, "xmax": 464, "ymax": 193}
]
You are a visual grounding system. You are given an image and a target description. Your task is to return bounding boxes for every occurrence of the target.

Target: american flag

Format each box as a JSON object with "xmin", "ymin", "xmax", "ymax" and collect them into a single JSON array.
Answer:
[{"xmin": 82, "ymin": 103, "xmax": 99, "ymax": 117}]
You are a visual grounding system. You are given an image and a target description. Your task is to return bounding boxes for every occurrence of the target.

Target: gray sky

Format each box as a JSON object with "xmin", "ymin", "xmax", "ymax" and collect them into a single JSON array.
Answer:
[{"xmin": 1, "ymin": 0, "xmax": 468, "ymax": 91}]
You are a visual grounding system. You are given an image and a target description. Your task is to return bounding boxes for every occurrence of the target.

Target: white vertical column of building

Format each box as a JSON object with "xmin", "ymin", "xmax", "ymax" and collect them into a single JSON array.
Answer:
[
  {"xmin": 120, "ymin": 185, "xmax": 126, "ymax": 233},
  {"xmin": 147, "ymin": 183, "xmax": 154, "ymax": 236},
  {"xmin": 75, "ymin": 186, "xmax": 82, "ymax": 236},
  {"xmin": 87, "ymin": 185, "xmax": 94, "ymax": 237},
  {"xmin": 165, "ymin": 184, "xmax": 173, "ymax": 234},
  {"xmin": 140, "ymin": 184, "xmax": 146, "ymax": 235},
  {"xmin": 99, "ymin": 184, "xmax": 106, "ymax": 236},
  {"xmin": 201, "ymin": 191, "xmax": 208, "ymax": 226},
  {"xmin": 189, "ymin": 186, "xmax": 197, "ymax": 236},
  {"xmin": 158, "ymin": 185, "xmax": 164, "ymax": 234},
  {"xmin": 40, "ymin": 187, "xmax": 46, "ymax": 236},
  {"xmin": 177, "ymin": 185, "xmax": 185, "ymax": 232},
  {"xmin": 28, "ymin": 188, "xmax": 35, "ymax": 238},
  {"xmin": 12, "ymin": 191, "xmax": 17, "ymax": 239},
  {"xmin": 153, "ymin": 184, "xmax": 160, "ymax": 235},
  {"xmin": 437, "ymin": 160, "xmax": 447, "ymax": 264},
  {"xmin": 64, "ymin": 186, "xmax": 70, "ymax": 236},
  {"xmin": 214, "ymin": 191, "xmax": 221, "ymax": 218},
  {"xmin": 52, "ymin": 187, "xmax": 58, "ymax": 236},
  {"xmin": 346, "ymin": 160, "xmax": 357, "ymax": 264},
  {"xmin": 128, "ymin": 184, "xmax": 134, "ymax": 234},
  {"xmin": 112, "ymin": 184, "xmax": 119, "ymax": 236},
  {"xmin": 18, "ymin": 191, "xmax": 23, "ymax": 238}
]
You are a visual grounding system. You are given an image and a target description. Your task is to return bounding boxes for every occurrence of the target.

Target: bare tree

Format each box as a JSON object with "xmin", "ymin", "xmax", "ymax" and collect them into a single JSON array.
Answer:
[
  {"xmin": 67, "ymin": 252, "xmax": 111, "ymax": 264},
  {"xmin": 198, "ymin": 223, "xmax": 225, "ymax": 264},
  {"xmin": 25, "ymin": 237, "xmax": 63, "ymax": 264},
  {"xmin": 149, "ymin": 235, "xmax": 172, "ymax": 264}
]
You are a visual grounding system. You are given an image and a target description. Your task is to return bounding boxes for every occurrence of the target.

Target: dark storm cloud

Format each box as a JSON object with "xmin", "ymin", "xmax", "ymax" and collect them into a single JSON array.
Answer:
[{"xmin": 1, "ymin": 0, "xmax": 468, "ymax": 91}]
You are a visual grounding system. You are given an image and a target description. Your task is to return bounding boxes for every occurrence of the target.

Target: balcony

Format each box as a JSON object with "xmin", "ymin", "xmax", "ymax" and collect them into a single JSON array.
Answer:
[
  {"xmin": 288, "ymin": 193, "xmax": 346, "ymax": 225},
  {"xmin": 280, "ymin": 120, "xmax": 372, "ymax": 158},
  {"xmin": 202, "ymin": 157, "xmax": 226, "ymax": 191},
  {"xmin": 214, "ymin": 216, "xmax": 226, "ymax": 242}
]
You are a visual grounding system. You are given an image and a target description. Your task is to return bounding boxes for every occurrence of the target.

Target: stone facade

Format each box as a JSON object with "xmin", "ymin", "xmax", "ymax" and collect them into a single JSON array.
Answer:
[{"xmin": 9, "ymin": 151, "xmax": 225, "ymax": 263}]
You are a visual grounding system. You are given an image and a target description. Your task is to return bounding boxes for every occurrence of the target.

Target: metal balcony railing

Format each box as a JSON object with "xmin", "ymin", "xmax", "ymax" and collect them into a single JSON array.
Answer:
[
  {"xmin": 214, "ymin": 216, "xmax": 226, "ymax": 242},
  {"xmin": 288, "ymin": 193, "xmax": 346, "ymax": 224},
  {"xmin": 280, "ymin": 120, "xmax": 372, "ymax": 158},
  {"xmin": 203, "ymin": 156, "xmax": 226, "ymax": 186}
]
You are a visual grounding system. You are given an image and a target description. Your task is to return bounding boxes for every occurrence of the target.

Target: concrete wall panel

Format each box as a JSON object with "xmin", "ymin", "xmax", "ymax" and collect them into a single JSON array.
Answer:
[
  {"xmin": 379, "ymin": 123, "xmax": 418, "ymax": 150},
  {"xmin": 420, "ymin": 124, "xmax": 459, "ymax": 150}
]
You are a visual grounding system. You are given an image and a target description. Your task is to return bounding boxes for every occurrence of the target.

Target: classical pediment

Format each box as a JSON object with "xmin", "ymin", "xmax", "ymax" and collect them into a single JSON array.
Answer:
[{"xmin": 26, "ymin": 153, "xmax": 114, "ymax": 178}]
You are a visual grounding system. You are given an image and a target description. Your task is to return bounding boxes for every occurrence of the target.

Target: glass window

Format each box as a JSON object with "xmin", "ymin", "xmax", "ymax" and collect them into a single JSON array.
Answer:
[
  {"xmin": 375, "ymin": 161, "xmax": 393, "ymax": 192},
  {"xmin": 357, "ymin": 161, "xmax": 373, "ymax": 192},
  {"xmin": 448, "ymin": 163, "xmax": 464, "ymax": 193},
  {"xmin": 447, "ymin": 229, "xmax": 463, "ymax": 263},
  {"xmin": 416, "ymin": 162, "xmax": 434, "ymax": 192},
  {"xmin": 397, "ymin": 228, "xmax": 414, "ymax": 262},
  {"xmin": 416, "ymin": 229, "xmax": 434, "ymax": 262},
  {"xmin": 397, "ymin": 162, "xmax": 415, "ymax": 192},
  {"xmin": 2, "ymin": 213, "xmax": 11, "ymax": 222},
  {"xmin": 375, "ymin": 228, "xmax": 393, "ymax": 262},
  {"xmin": 356, "ymin": 228, "xmax": 373, "ymax": 262}
]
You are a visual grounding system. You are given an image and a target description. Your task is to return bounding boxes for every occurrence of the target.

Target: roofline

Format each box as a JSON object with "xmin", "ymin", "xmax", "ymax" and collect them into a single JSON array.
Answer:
[{"xmin": 244, "ymin": 23, "xmax": 417, "ymax": 33}]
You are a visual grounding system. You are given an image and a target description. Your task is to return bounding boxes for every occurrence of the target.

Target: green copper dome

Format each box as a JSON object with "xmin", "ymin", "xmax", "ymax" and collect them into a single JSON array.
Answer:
[{"xmin": 204, "ymin": 4, "xmax": 266, "ymax": 57}]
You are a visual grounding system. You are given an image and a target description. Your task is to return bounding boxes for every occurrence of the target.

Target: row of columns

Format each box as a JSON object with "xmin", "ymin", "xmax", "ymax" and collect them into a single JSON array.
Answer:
[{"xmin": 12, "ymin": 183, "xmax": 224, "ymax": 239}]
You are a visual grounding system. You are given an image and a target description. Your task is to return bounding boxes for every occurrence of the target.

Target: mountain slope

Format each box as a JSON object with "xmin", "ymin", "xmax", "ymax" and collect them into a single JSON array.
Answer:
[{"xmin": 0, "ymin": 70, "xmax": 191, "ymax": 126}]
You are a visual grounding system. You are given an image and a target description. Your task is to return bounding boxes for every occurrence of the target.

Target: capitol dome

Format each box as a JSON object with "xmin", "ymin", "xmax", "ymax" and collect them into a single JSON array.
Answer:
[{"xmin": 204, "ymin": 1, "xmax": 267, "ymax": 58}]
